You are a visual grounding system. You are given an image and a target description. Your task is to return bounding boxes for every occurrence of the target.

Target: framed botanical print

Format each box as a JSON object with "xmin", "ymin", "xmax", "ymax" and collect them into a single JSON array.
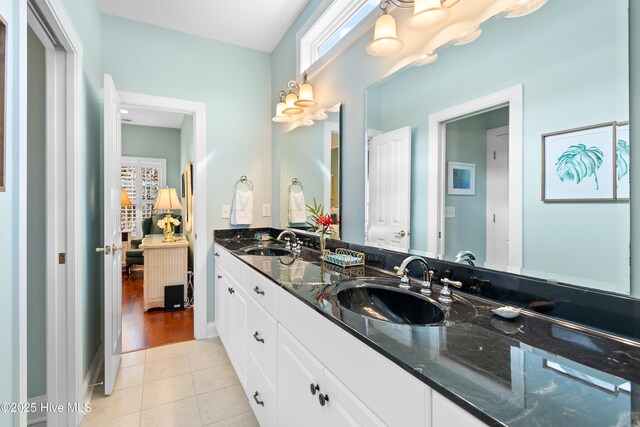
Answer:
[{"xmin": 615, "ymin": 122, "xmax": 630, "ymax": 200}]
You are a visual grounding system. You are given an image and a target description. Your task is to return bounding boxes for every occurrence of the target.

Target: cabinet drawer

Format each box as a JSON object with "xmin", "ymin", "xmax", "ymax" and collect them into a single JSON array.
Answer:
[
  {"xmin": 225, "ymin": 253, "xmax": 248, "ymax": 290},
  {"xmin": 246, "ymin": 268, "xmax": 277, "ymax": 317},
  {"xmin": 247, "ymin": 354, "xmax": 277, "ymax": 427},
  {"xmin": 247, "ymin": 298, "xmax": 278, "ymax": 388}
]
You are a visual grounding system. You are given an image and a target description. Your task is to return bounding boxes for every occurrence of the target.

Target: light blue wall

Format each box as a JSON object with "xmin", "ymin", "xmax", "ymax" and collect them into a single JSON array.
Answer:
[
  {"xmin": 61, "ymin": 0, "xmax": 104, "ymax": 383},
  {"xmin": 273, "ymin": 0, "xmax": 630, "ymax": 294},
  {"xmin": 101, "ymin": 15, "xmax": 272, "ymax": 322},
  {"xmin": 26, "ymin": 27, "xmax": 47, "ymax": 399},
  {"xmin": 444, "ymin": 108, "xmax": 509, "ymax": 265},
  {"xmin": 122, "ymin": 124, "xmax": 182, "ymax": 190},
  {"xmin": 2, "ymin": 0, "xmax": 26, "ymax": 422}
]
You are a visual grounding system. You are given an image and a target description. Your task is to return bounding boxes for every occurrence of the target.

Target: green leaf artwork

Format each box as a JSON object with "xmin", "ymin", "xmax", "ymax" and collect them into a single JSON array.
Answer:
[
  {"xmin": 555, "ymin": 144, "xmax": 604, "ymax": 190},
  {"xmin": 616, "ymin": 139, "xmax": 630, "ymax": 181}
]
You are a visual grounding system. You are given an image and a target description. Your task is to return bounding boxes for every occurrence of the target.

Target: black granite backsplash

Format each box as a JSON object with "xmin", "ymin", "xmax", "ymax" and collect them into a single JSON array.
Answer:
[{"xmin": 213, "ymin": 228, "xmax": 640, "ymax": 342}]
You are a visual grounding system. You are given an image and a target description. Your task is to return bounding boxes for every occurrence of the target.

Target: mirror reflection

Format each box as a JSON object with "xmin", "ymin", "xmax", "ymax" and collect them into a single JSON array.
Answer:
[
  {"xmin": 280, "ymin": 104, "xmax": 341, "ymax": 238},
  {"xmin": 365, "ymin": 0, "xmax": 630, "ymax": 295}
]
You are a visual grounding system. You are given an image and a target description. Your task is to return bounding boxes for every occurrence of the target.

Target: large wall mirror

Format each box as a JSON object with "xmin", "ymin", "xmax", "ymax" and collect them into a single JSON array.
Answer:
[
  {"xmin": 280, "ymin": 103, "xmax": 342, "ymax": 238},
  {"xmin": 365, "ymin": 0, "xmax": 631, "ymax": 295}
]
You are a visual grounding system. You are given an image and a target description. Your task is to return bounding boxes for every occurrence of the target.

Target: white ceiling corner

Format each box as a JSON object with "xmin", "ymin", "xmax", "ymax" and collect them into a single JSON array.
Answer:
[{"xmin": 98, "ymin": 0, "xmax": 311, "ymax": 52}]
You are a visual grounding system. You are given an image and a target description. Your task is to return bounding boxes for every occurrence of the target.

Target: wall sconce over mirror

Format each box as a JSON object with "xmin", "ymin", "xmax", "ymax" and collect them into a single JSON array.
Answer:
[
  {"xmin": 366, "ymin": 0, "xmax": 548, "ymax": 61},
  {"xmin": 273, "ymin": 70, "xmax": 317, "ymax": 123}
]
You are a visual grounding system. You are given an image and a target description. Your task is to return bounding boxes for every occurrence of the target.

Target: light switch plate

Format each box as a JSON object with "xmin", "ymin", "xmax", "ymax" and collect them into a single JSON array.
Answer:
[
  {"xmin": 445, "ymin": 206, "xmax": 455, "ymax": 218},
  {"xmin": 262, "ymin": 203, "xmax": 271, "ymax": 217},
  {"xmin": 221, "ymin": 205, "xmax": 231, "ymax": 219}
]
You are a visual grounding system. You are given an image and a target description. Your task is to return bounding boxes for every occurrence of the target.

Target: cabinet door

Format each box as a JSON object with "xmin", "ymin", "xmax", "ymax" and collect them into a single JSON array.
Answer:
[
  {"xmin": 214, "ymin": 268, "xmax": 227, "ymax": 344},
  {"xmin": 432, "ymin": 392, "xmax": 488, "ymax": 427},
  {"xmin": 277, "ymin": 325, "xmax": 323, "ymax": 427},
  {"xmin": 322, "ymin": 370, "xmax": 386, "ymax": 427},
  {"xmin": 230, "ymin": 286, "xmax": 248, "ymax": 387}
]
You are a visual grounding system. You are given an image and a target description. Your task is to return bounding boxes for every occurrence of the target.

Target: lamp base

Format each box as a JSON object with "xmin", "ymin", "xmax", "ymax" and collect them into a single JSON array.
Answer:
[{"xmin": 163, "ymin": 212, "xmax": 176, "ymax": 243}]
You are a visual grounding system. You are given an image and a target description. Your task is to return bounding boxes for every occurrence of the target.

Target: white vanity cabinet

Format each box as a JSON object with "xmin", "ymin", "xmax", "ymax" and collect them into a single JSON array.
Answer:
[{"xmin": 214, "ymin": 245, "xmax": 489, "ymax": 427}]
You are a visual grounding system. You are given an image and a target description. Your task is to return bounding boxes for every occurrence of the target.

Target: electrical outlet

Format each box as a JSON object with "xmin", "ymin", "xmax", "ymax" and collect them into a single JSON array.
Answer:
[
  {"xmin": 262, "ymin": 203, "xmax": 271, "ymax": 217},
  {"xmin": 445, "ymin": 206, "xmax": 455, "ymax": 218},
  {"xmin": 221, "ymin": 205, "xmax": 231, "ymax": 219}
]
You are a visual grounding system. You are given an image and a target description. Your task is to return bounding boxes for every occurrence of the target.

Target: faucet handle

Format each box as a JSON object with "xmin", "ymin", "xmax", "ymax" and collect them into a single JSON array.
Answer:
[
  {"xmin": 393, "ymin": 266, "xmax": 407, "ymax": 277},
  {"xmin": 439, "ymin": 278, "xmax": 462, "ymax": 304},
  {"xmin": 441, "ymin": 278, "xmax": 462, "ymax": 289}
]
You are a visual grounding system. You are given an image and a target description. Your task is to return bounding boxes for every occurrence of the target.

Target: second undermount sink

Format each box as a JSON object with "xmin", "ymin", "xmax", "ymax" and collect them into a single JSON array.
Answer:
[
  {"xmin": 332, "ymin": 278, "xmax": 476, "ymax": 327},
  {"xmin": 241, "ymin": 245, "xmax": 292, "ymax": 257}
]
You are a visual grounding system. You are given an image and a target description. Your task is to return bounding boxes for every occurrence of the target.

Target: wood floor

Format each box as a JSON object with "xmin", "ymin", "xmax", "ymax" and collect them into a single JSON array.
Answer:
[{"xmin": 122, "ymin": 268, "xmax": 194, "ymax": 353}]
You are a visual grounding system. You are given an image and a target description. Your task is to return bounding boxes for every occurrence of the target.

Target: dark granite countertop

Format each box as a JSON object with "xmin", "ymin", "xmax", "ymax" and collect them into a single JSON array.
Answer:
[{"xmin": 214, "ymin": 233, "xmax": 640, "ymax": 427}]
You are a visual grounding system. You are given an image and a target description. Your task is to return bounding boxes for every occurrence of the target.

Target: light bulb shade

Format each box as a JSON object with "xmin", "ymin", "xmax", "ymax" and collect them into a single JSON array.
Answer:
[
  {"xmin": 295, "ymin": 82, "xmax": 317, "ymax": 107},
  {"xmin": 283, "ymin": 92, "xmax": 303, "ymax": 115},
  {"xmin": 121, "ymin": 188, "xmax": 133, "ymax": 206},
  {"xmin": 272, "ymin": 101, "xmax": 291, "ymax": 122},
  {"xmin": 366, "ymin": 14, "xmax": 403, "ymax": 57},
  {"xmin": 408, "ymin": 0, "xmax": 449, "ymax": 30},
  {"xmin": 153, "ymin": 188, "xmax": 182, "ymax": 210}
]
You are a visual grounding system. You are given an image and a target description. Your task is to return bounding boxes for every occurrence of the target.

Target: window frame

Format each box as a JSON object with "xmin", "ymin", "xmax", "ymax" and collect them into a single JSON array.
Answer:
[
  {"xmin": 121, "ymin": 156, "xmax": 167, "ymax": 237},
  {"xmin": 296, "ymin": 0, "xmax": 380, "ymax": 79}
]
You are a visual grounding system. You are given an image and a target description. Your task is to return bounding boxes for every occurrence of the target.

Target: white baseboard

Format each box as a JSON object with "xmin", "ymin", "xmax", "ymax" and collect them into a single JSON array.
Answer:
[
  {"xmin": 27, "ymin": 395, "xmax": 47, "ymax": 425},
  {"xmin": 206, "ymin": 322, "xmax": 219, "ymax": 339},
  {"xmin": 79, "ymin": 344, "xmax": 104, "ymax": 425}
]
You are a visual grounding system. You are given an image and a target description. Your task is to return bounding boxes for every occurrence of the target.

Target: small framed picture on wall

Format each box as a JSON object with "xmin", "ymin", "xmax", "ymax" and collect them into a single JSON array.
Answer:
[
  {"xmin": 448, "ymin": 162, "xmax": 476, "ymax": 196},
  {"xmin": 616, "ymin": 122, "xmax": 630, "ymax": 200}
]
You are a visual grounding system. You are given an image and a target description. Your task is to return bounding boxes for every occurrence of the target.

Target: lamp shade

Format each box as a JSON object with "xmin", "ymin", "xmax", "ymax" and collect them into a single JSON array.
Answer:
[
  {"xmin": 272, "ymin": 101, "xmax": 291, "ymax": 122},
  {"xmin": 408, "ymin": 0, "xmax": 449, "ymax": 30},
  {"xmin": 153, "ymin": 188, "xmax": 182, "ymax": 210},
  {"xmin": 121, "ymin": 188, "xmax": 133, "ymax": 206},
  {"xmin": 295, "ymin": 82, "xmax": 317, "ymax": 107},
  {"xmin": 283, "ymin": 91, "xmax": 303, "ymax": 116},
  {"xmin": 367, "ymin": 13, "xmax": 403, "ymax": 57}
]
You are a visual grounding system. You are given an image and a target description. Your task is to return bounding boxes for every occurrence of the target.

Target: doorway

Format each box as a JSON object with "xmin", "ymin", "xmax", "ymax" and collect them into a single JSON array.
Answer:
[{"xmin": 428, "ymin": 85, "xmax": 523, "ymax": 273}]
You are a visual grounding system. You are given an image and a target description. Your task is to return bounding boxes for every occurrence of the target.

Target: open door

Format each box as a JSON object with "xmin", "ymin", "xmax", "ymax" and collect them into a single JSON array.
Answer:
[
  {"xmin": 366, "ymin": 126, "xmax": 412, "ymax": 252},
  {"xmin": 98, "ymin": 74, "xmax": 123, "ymax": 395}
]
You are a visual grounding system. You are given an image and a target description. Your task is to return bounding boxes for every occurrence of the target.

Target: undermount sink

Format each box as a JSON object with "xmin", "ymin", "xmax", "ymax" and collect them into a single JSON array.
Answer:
[
  {"xmin": 242, "ymin": 246, "xmax": 292, "ymax": 257},
  {"xmin": 332, "ymin": 279, "xmax": 476, "ymax": 326}
]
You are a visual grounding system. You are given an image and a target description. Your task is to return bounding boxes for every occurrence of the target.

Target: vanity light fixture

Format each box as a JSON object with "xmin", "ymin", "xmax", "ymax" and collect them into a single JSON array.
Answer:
[
  {"xmin": 295, "ymin": 71, "xmax": 317, "ymax": 107},
  {"xmin": 367, "ymin": 0, "xmax": 459, "ymax": 57},
  {"xmin": 272, "ymin": 91, "xmax": 292, "ymax": 123},
  {"xmin": 283, "ymin": 87, "xmax": 304, "ymax": 116}
]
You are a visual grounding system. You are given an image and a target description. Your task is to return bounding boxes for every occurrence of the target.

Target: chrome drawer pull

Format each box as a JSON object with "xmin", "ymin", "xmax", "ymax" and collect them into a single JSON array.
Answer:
[
  {"xmin": 253, "ymin": 286, "xmax": 265, "ymax": 295},
  {"xmin": 253, "ymin": 331, "xmax": 265, "ymax": 343},
  {"xmin": 253, "ymin": 391, "xmax": 265, "ymax": 406}
]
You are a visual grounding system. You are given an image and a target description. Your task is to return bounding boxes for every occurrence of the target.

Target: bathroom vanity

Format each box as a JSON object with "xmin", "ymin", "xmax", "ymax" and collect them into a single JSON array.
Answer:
[{"xmin": 213, "ymin": 228, "xmax": 640, "ymax": 427}]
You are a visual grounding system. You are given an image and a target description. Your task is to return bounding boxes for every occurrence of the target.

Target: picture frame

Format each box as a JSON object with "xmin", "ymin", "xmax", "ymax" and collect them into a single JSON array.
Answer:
[
  {"xmin": 615, "ymin": 122, "xmax": 630, "ymax": 200},
  {"xmin": 542, "ymin": 122, "xmax": 616, "ymax": 202},
  {"xmin": 0, "ymin": 16, "xmax": 6, "ymax": 192},
  {"xmin": 448, "ymin": 162, "xmax": 476, "ymax": 196}
]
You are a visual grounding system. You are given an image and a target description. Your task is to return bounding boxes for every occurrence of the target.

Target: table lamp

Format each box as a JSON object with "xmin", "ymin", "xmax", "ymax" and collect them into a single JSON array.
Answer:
[
  {"xmin": 153, "ymin": 188, "xmax": 182, "ymax": 243},
  {"xmin": 121, "ymin": 188, "xmax": 133, "ymax": 206}
]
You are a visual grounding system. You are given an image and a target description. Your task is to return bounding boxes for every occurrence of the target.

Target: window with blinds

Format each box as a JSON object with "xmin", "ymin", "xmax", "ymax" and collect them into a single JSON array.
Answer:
[{"xmin": 121, "ymin": 157, "xmax": 167, "ymax": 237}]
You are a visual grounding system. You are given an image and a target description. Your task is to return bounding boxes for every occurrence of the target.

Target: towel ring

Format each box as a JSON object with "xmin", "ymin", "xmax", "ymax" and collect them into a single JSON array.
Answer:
[
  {"xmin": 289, "ymin": 178, "xmax": 304, "ymax": 192},
  {"xmin": 235, "ymin": 175, "xmax": 254, "ymax": 191}
]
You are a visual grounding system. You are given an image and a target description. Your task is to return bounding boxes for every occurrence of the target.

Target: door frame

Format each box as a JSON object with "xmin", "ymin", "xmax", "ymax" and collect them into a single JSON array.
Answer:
[
  {"xmin": 22, "ymin": 0, "xmax": 84, "ymax": 426},
  {"xmin": 118, "ymin": 90, "xmax": 209, "ymax": 340},
  {"xmin": 485, "ymin": 125, "xmax": 510, "ymax": 270},
  {"xmin": 324, "ymin": 121, "xmax": 338, "ymax": 214},
  {"xmin": 427, "ymin": 85, "xmax": 523, "ymax": 273}
]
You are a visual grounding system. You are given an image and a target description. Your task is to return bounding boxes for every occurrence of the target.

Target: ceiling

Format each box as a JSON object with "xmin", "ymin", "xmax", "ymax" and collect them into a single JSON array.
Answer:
[
  {"xmin": 121, "ymin": 106, "xmax": 185, "ymax": 129},
  {"xmin": 98, "ymin": 0, "xmax": 311, "ymax": 52}
]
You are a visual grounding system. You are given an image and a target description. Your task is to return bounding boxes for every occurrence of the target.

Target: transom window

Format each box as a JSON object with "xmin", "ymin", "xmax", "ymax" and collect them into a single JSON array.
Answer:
[{"xmin": 299, "ymin": 0, "xmax": 379, "ymax": 74}]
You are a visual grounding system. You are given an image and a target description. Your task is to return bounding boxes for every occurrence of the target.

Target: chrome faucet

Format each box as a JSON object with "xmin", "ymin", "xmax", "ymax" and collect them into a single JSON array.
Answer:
[
  {"xmin": 439, "ymin": 278, "xmax": 463, "ymax": 304},
  {"xmin": 454, "ymin": 250, "xmax": 476, "ymax": 266},
  {"xmin": 277, "ymin": 230, "xmax": 301, "ymax": 254},
  {"xmin": 394, "ymin": 256, "xmax": 434, "ymax": 295}
]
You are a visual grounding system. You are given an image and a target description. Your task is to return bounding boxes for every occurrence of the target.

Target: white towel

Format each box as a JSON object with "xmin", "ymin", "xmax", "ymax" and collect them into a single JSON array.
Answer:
[
  {"xmin": 289, "ymin": 191, "xmax": 307, "ymax": 224},
  {"xmin": 231, "ymin": 189, "xmax": 253, "ymax": 225}
]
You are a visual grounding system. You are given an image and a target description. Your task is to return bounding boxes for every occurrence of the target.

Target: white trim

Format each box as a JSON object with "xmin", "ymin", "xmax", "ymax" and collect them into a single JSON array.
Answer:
[
  {"xmin": 22, "ymin": 1, "xmax": 84, "ymax": 426},
  {"xmin": 207, "ymin": 322, "xmax": 219, "ymax": 339},
  {"xmin": 119, "ymin": 91, "xmax": 209, "ymax": 340},
  {"xmin": 296, "ymin": 0, "xmax": 379, "ymax": 79},
  {"xmin": 82, "ymin": 344, "xmax": 104, "ymax": 412},
  {"xmin": 26, "ymin": 395, "xmax": 47, "ymax": 425},
  {"xmin": 324, "ymin": 122, "xmax": 339, "ymax": 213},
  {"xmin": 427, "ymin": 85, "xmax": 523, "ymax": 273},
  {"xmin": 485, "ymin": 125, "xmax": 510, "ymax": 271}
]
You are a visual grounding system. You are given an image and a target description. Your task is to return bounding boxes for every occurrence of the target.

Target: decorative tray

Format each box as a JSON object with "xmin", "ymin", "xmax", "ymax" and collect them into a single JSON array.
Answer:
[{"xmin": 321, "ymin": 248, "xmax": 365, "ymax": 268}]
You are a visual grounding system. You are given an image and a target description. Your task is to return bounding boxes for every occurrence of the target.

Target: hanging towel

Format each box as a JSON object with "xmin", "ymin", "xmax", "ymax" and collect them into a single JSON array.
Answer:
[
  {"xmin": 289, "ymin": 190, "xmax": 307, "ymax": 224},
  {"xmin": 231, "ymin": 189, "xmax": 253, "ymax": 225}
]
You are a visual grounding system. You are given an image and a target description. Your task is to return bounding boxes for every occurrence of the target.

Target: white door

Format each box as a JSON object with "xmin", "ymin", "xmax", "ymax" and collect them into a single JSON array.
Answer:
[
  {"xmin": 322, "ymin": 370, "xmax": 386, "ymax": 427},
  {"xmin": 101, "ymin": 74, "xmax": 123, "ymax": 395},
  {"xmin": 486, "ymin": 126, "xmax": 509, "ymax": 270},
  {"xmin": 277, "ymin": 325, "xmax": 323, "ymax": 427},
  {"xmin": 366, "ymin": 127, "xmax": 412, "ymax": 251}
]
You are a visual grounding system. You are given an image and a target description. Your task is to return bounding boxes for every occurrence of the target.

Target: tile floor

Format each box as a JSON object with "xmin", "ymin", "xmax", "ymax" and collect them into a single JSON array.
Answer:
[{"xmin": 80, "ymin": 338, "xmax": 259, "ymax": 427}]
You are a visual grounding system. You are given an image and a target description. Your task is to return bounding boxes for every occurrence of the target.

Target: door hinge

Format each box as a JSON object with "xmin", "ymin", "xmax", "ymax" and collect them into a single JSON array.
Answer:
[
  {"xmin": 493, "ymin": 214, "xmax": 496, "ymax": 223},
  {"xmin": 438, "ymin": 232, "xmax": 442, "ymax": 239},
  {"xmin": 58, "ymin": 253, "xmax": 66, "ymax": 265}
]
